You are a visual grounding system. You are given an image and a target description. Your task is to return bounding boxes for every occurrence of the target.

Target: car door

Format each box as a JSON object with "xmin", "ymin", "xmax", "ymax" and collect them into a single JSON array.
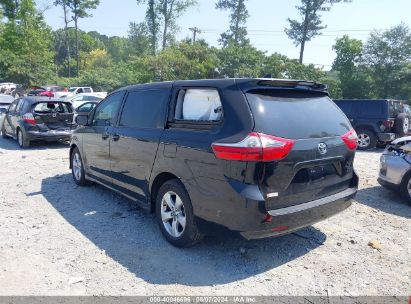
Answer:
[
  {"xmin": 3, "ymin": 100, "xmax": 19, "ymax": 136},
  {"xmin": 109, "ymin": 88, "xmax": 171, "ymax": 203},
  {"xmin": 81, "ymin": 91, "xmax": 125, "ymax": 186}
]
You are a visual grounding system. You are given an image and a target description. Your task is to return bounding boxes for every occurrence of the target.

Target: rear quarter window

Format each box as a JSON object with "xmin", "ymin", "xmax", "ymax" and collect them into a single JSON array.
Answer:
[{"xmin": 246, "ymin": 91, "xmax": 351, "ymax": 139}]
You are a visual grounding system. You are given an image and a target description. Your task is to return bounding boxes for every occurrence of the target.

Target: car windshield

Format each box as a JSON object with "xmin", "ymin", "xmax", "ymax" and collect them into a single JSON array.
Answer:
[{"xmin": 69, "ymin": 88, "xmax": 77, "ymax": 92}]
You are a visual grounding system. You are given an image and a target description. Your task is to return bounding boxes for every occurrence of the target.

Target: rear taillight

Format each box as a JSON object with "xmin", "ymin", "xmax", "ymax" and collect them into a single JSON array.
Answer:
[
  {"xmin": 382, "ymin": 119, "xmax": 395, "ymax": 130},
  {"xmin": 341, "ymin": 129, "xmax": 358, "ymax": 150},
  {"xmin": 212, "ymin": 132, "xmax": 295, "ymax": 162},
  {"xmin": 23, "ymin": 113, "xmax": 36, "ymax": 125}
]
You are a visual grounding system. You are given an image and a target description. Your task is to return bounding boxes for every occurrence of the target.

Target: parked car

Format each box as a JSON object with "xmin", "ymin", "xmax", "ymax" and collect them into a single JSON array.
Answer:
[
  {"xmin": 0, "ymin": 94, "xmax": 14, "ymax": 132},
  {"xmin": 334, "ymin": 99, "xmax": 410, "ymax": 150},
  {"xmin": 27, "ymin": 87, "xmax": 46, "ymax": 96},
  {"xmin": 0, "ymin": 97, "xmax": 75, "ymax": 148},
  {"xmin": 0, "ymin": 94, "xmax": 14, "ymax": 111},
  {"xmin": 37, "ymin": 86, "xmax": 68, "ymax": 98},
  {"xmin": 66, "ymin": 93, "xmax": 105, "ymax": 109},
  {"xmin": 70, "ymin": 79, "xmax": 359, "ymax": 247},
  {"xmin": 378, "ymin": 136, "xmax": 411, "ymax": 202},
  {"xmin": 0, "ymin": 82, "xmax": 17, "ymax": 93}
]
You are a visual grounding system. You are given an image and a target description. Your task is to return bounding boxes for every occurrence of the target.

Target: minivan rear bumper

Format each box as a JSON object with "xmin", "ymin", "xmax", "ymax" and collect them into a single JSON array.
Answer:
[{"xmin": 241, "ymin": 187, "xmax": 356, "ymax": 240}]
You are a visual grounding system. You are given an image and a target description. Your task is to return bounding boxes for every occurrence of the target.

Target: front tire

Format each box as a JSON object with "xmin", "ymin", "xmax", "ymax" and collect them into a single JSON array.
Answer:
[
  {"xmin": 71, "ymin": 147, "xmax": 89, "ymax": 186},
  {"xmin": 156, "ymin": 179, "xmax": 203, "ymax": 247},
  {"xmin": 400, "ymin": 171, "xmax": 411, "ymax": 203},
  {"xmin": 356, "ymin": 129, "xmax": 377, "ymax": 150},
  {"xmin": 17, "ymin": 129, "xmax": 30, "ymax": 148}
]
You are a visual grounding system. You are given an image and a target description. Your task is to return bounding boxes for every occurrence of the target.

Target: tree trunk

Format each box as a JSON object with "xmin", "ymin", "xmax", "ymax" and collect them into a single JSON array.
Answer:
[
  {"xmin": 74, "ymin": 17, "xmax": 80, "ymax": 76},
  {"xmin": 234, "ymin": 0, "xmax": 242, "ymax": 44},
  {"xmin": 299, "ymin": 40, "xmax": 305, "ymax": 64},
  {"xmin": 63, "ymin": 3, "xmax": 71, "ymax": 78}
]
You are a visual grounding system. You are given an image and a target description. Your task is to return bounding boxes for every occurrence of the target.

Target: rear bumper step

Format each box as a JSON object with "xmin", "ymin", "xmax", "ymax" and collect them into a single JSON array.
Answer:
[{"xmin": 268, "ymin": 187, "xmax": 357, "ymax": 217}]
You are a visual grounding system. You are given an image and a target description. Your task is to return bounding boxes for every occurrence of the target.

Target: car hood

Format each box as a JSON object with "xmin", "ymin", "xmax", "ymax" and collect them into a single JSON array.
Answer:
[{"xmin": 392, "ymin": 136, "xmax": 411, "ymax": 145}]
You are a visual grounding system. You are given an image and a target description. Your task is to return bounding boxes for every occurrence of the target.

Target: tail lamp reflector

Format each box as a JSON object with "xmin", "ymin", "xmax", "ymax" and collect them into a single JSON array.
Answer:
[{"xmin": 341, "ymin": 129, "xmax": 358, "ymax": 150}]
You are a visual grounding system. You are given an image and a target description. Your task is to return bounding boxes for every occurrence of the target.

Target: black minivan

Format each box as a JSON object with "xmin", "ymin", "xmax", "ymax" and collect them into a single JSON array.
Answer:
[{"xmin": 70, "ymin": 79, "xmax": 359, "ymax": 247}]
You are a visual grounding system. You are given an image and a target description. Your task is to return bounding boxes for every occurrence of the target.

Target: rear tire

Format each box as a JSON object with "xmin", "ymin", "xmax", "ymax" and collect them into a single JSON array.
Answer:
[
  {"xmin": 400, "ymin": 171, "xmax": 411, "ymax": 203},
  {"xmin": 71, "ymin": 147, "xmax": 89, "ymax": 186},
  {"xmin": 156, "ymin": 179, "xmax": 203, "ymax": 247},
  {"xmin": 356, "ymin": 129, "xmax": 377, "ymax": 150},
  {"xmin": 395, "ymin": 113, "xmax": 410, "ymax": 137},
  {"xmin": 17, "ymin": 129, "xmax": 30, "ymax": 148}
]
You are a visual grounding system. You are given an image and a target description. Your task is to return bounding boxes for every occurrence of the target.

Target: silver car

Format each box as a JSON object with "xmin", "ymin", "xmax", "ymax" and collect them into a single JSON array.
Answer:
[{"xmin": 378, "ymin": 136, "xmax": 411, "ymax": 201}]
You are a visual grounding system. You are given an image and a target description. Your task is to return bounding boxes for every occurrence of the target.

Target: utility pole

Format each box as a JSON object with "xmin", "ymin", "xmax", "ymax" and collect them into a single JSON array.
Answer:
[{"xmin": 189, "ymin": 27, "xmax": 202, "ymax": 43}]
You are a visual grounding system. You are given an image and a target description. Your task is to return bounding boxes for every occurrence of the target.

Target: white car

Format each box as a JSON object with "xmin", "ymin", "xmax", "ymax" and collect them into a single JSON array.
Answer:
[
  {"xmin": 66, "ymin": 93, "xmax": 106, "ymax": 109},
  {"xmin": 0, "ymin": 83, "xmax": 17, "ymax": 93}
]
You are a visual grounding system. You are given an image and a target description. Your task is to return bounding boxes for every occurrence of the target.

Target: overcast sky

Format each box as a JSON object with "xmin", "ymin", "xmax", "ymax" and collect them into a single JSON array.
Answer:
[{"xmin": 41, "ymin": 0, "xmax": 411, "ymax": 69}]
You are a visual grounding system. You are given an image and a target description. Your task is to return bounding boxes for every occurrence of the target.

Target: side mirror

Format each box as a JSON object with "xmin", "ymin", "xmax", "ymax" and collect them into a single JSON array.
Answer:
[{"xmin": 75, "ymin": 114, "xmax": 88, "ymax": 126}]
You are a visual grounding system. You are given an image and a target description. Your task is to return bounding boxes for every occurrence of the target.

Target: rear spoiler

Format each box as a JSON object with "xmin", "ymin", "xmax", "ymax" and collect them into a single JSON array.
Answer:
[{"xmin": 235, "ymin": 78, "xmax": 329, "ymax": 95}]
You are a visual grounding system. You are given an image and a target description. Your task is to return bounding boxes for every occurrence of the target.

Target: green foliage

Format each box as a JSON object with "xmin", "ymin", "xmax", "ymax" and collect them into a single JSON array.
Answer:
[
  {"xmin": 285, "ymin": 0, "xmax": 351, "ymax": 63},
  {"xmin": 332, "ymin": 35, "xmax": 369, "ymax": 98},
  {"xmin": 362, "ymin": 23, "xmax": 411, "ymax": 99},
  {"xmin": 0, "ymin": 0, "xmax": 55, "ymax": 86},
  {"xmin": 216, "ymin": 0, "xmax": 249, "ymax": 47},
  {"xmin": 137, "ymin": 0, "xmax": 197, "ymax": 51}
]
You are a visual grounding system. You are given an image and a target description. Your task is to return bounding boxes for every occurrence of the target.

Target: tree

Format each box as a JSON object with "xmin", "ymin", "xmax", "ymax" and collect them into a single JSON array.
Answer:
[
  {"xmin": 54, "ymin": 0, "xmax": 72, "ymax": 77},
  {"xmin": 128, "ymin": 22, "xmax": 152, "ymax": 57},
  {"xmin": 218, "ymin": 43, "xmax": 265, "ymax": 78},
  {"xmin": 66, "ymin": 0, "xmax": 100, "ymax": 75},
  {"xmin": 285, "ymin": 0, "xmax": 350, "ymax": 64},
  {"xmin": 0, "ymin": 0, "xmax": 55, "ymax": 86},
  {"xmin": 215, "ymin": 0, "xmax": 249, "ymax": 47},
  {"xmin": 362, "ymin": 23, "xmax": 411, "ymax": 99},
  {"xmin": 0, "ymin": 0, "xmax": 21, "ymax": 19},
  {"xmin": 332, "ymin": 35, "xmax": 368, "ymax": 98},
  {"xmin": 136, "ymin": 0, "xmax": 197, "ymax": 51}
]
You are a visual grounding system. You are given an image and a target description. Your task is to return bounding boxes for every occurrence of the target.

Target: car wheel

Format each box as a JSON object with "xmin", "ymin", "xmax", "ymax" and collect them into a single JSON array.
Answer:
[
  {"xmin": 395, "ymin": 114, "xmax": 410, "ymax": 137},
  {"xmin": 17, "ymin": 129, "xmax": 30, "ymax": 148},
  {"xmin": 156, "ymin": 179, "xmax": 203, "ymax": 247},
  {"xmin": 356, "ymin": 129, "xmax": 377, "ymax": 150},
  {"xmin": 400, "ymin": 171, "xmax": 411, "ymax": 203},
  {"xmin": 71, "ymin": 147, "xmax": 89, "ymax": 186}
]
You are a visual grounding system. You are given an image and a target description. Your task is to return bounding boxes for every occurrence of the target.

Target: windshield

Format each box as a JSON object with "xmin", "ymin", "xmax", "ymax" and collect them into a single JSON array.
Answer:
[
  {"xmin": 69, "ymin": 88, "xmax": 77, "ymax": 92},
  {"xmin": 246, "ymin": 91, "xmax": 351, "ymax": 139}
]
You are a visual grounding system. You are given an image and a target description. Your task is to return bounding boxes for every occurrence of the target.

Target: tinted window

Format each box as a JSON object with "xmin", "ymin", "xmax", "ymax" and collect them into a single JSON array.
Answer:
[
  {"xmin": 84, "ymin": 88, "xmax": 92, "ymax": 93},
  {"xmin": 92, "ymin": 92, "xmax": 124, "ymax": 127},
  {"xmin": 119, "ymin": 89, "xmax": 170, "ymax": 129},
  {"xmin": 247, "ymin": 91, "xmax": 351, "ymax": 139}
]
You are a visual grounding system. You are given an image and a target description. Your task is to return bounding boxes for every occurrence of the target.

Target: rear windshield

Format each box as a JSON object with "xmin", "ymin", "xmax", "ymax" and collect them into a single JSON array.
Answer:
[
  {"xmin": 33, "ymin": 102, "xmax": 72, "ymax": 114},
  {"xmin": 246, "ymin": 91, "xmax": 351, "ymax": 139}
]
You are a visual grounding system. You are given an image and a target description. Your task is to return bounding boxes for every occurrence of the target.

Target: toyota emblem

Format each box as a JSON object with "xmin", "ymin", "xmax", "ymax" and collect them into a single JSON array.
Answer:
[{"xmin": 318, "ymin": 143, "xmax": 328, "ymax": 155}]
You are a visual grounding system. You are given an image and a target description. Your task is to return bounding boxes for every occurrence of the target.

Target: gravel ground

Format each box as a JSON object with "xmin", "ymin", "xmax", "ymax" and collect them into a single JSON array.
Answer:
[{"xmin": 0, "ymin": 137, "xmax": 410, "ymax": 296}]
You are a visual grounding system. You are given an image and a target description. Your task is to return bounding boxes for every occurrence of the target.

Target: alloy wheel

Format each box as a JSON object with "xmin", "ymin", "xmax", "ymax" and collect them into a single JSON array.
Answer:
[
  {"xmin": 357, "ymin": 133, "xmax": 371, "ymax": 148},
  {"xmin": 72, "ymin": 153, "xmax": 82, "ymax": 181},
  {"xmin": 18, "ymin": 131, "xmax": 23, "ymax": 147},
  {"xmin": 161, "ymin": 191, "xmax": 186, "ymax": 238}
]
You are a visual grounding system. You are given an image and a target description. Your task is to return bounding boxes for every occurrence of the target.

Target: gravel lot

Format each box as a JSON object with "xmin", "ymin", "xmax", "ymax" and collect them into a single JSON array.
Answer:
[{"xmin": 0, "ymin": 137, "xmax": 410, "ymax": 296}]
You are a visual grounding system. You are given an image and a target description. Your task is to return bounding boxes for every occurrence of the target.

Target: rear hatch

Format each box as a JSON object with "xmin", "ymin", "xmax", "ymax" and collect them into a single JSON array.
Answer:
[
  {"xmin": 244, "ymin": 90, "xmax": 356, "ymax": 211},
  {"xmin": 31, "ymin": 102, "xmax": 74, "ymax": 131}
]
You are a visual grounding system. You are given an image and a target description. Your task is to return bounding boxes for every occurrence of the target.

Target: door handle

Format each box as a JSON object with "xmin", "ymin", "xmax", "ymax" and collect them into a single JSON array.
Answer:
[
  {"xmin": 102, "ymin": 133, "xmax": 109, "ymax": 140},
  {"xmin": 112, "ymin": 134, "xmax": 120, "ymax": 142}
]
